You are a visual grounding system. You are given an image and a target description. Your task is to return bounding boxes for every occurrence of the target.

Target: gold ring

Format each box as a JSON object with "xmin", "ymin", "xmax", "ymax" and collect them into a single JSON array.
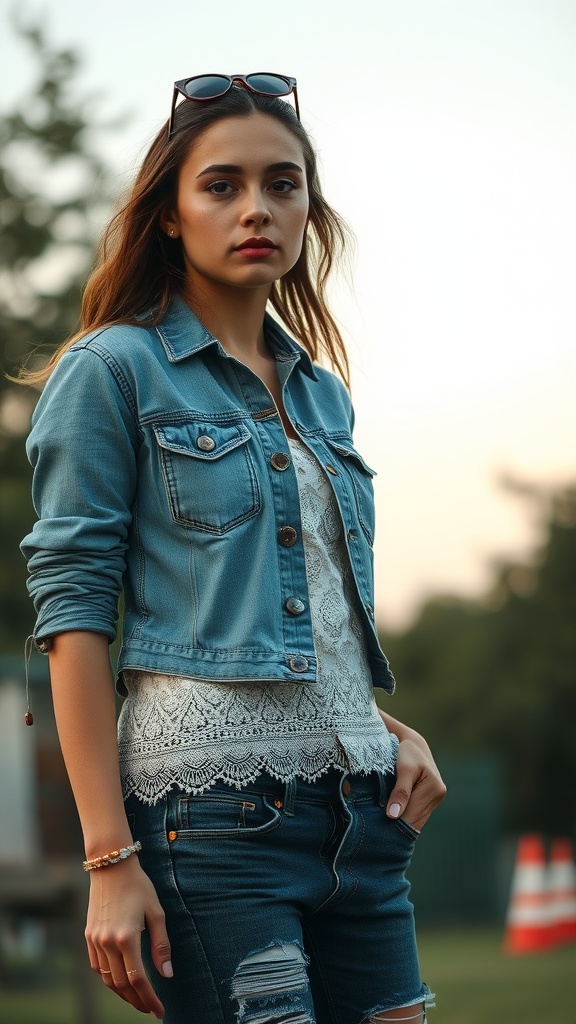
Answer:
[
  {"xmin": 127, "ymin": 969, "xmax": 139, "ymax": 977},
  {"xmin": 100, "ymin": 969, "xmax": 112, "ymax": 975}
]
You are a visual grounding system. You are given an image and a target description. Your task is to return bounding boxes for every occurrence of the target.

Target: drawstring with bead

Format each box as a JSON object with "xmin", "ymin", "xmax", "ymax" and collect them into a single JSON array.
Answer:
[{"xmin": 24, "ymin": 634, "xmax": 34, "ymax": 726}]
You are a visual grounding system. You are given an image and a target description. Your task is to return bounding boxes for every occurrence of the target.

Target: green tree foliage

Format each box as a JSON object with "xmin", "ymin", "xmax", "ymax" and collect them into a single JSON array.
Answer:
[
  {"xmin": 381, "ymin": 482, "xmax": 576, "ymax": 837},
  {"xmin": 0, "ymin": 18, "xmax": 112, "ymax": 649}
]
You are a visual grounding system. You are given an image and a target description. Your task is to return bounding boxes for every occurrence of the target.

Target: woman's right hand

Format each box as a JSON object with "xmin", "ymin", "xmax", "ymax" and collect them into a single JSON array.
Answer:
[
  {"xmin": 44, "ymin": 634, "xmax": 171, "ymax": 1016},
  {"xmin": 85, "ymin": 857, "xmax": 173, "ymax": 1019}
]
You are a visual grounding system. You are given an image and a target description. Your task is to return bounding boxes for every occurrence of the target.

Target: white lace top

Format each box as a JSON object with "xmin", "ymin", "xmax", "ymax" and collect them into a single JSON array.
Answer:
[{"xmin": 118, "ymin": 438, "xmax": 397, "ymax": 804}]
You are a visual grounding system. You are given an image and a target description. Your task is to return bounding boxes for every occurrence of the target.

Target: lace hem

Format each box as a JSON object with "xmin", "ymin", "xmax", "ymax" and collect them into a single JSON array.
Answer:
[{"xmin": 120, "ymin": 730, "xmax": 399, "ymax": 805}]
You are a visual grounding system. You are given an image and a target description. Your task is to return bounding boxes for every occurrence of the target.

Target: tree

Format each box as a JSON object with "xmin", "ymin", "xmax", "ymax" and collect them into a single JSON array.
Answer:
[
  {"xmin": 380, "ymin": 482, "xmax": 576, "ymax": 837},
  {"xmin": 0, "ymin": 16, "xmax": 113, "ymax": 650}
]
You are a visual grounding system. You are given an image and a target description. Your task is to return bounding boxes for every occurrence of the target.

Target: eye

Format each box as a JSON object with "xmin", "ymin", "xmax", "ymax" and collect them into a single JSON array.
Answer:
[
  {"xmin": 205, "ymin": 180, "xmax": 236, "ymax": 195},
  {"xmin": 269, "ymin": 178, "xmax": 299, "ymax": 193}
]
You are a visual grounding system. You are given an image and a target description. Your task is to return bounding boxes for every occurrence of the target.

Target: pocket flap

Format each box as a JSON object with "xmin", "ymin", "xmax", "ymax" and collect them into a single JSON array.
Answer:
[
  {"xmin": 153, "ymin": 421, "xmax": 252, "ymax": 461},
  {"xmin": 324, "ymin": 438, "xmax": 377, "ymax": 477}
]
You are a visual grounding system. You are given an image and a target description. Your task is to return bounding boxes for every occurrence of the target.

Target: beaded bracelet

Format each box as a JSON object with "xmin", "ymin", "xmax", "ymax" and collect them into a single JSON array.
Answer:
[{"xmin": 83, "ymin": 840, "xmax": 142, "ymax": 872}]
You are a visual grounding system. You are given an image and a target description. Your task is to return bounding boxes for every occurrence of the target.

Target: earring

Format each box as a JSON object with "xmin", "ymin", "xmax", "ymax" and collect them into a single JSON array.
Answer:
[{"xmin": 169, "ymin": 228, "xmax": 175, "ymax": 237}]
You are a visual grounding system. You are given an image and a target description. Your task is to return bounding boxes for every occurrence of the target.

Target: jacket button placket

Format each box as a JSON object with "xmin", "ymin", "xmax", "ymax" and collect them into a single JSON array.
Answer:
[
  {"xmin": 285, "ymin": 596, "xmax": 306, "ymax": 616},
  {"xmin": 289, "ymin": 655, "xmax": 309, "ymax": 673},
  {"xmin": 278, "ymin": 525, "xmax": 298, "ymax": 547},
  {"xmin": 270, "ymin": 452, "xmax": 290, "ymax": 472},
  {"xmin": 252, "ymin": 407, "xmax": 313, "ymax": 678}
]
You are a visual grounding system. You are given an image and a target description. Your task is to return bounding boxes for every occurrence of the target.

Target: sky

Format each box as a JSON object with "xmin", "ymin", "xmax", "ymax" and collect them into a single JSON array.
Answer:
[{"xmin": 2, "ymin": 0, "xmax": 575, "ymax": 629}]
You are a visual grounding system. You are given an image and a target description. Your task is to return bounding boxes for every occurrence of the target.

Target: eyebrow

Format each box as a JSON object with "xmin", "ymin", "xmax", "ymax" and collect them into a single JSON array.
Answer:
[{"xmin": 196, "ymin": 161, "xmax": 304, "ymax": 179}]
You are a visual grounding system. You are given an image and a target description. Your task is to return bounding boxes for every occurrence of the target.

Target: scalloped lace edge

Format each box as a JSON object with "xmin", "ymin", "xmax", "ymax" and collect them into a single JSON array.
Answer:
[{"xmin": 120, "ymin": 732, "xmax": 399, "ymax": 805}]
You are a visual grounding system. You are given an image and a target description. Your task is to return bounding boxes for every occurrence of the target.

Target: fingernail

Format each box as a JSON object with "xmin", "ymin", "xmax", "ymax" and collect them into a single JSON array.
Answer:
[
  {"xmin": 162, "ymin": 960, "xmax": 173, "ymax": 978},
  {"xmin": 389, "ymin": 803, "xmax": 402, "ymax": 818}
]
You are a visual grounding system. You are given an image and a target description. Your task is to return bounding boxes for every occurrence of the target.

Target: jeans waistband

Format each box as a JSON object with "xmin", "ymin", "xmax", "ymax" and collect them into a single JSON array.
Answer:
[{"xmin": 231, "ymin": 768, "xmax": 391, "ymax": 812}]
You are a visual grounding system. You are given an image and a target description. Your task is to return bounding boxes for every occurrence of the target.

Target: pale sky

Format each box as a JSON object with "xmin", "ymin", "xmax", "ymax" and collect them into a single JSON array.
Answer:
[{"xmin": 2, "ymin": 0, "xmax": 575, "ymax": 628}]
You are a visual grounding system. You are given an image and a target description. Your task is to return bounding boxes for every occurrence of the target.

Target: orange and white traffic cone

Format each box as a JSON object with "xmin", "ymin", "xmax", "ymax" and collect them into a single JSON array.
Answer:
[
  {"xmin": 548, "ymin": 838, "xmax": 576, "ymax": 947},
  {"xmin": 504, "ymin": 834, "xmax": 553, "ymax": 954}
]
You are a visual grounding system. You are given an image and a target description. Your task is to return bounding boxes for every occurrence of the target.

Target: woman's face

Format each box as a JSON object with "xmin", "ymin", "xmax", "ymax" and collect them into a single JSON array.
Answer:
[{"xmin": 163, "ymin": 113, "xmax": 310, "ymax": 299}]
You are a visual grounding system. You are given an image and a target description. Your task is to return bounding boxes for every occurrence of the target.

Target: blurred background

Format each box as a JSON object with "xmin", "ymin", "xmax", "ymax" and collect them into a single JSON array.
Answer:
[{"xmin": 1, "ymin": 0, "xmax": 574, "ymax": 1020}]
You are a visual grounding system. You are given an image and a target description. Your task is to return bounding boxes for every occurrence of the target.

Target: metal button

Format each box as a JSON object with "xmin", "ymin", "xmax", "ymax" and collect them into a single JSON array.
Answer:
[
  {"xmin": 325, "ymin": 464, "xmax": 338, "ymax": 476},
  {"xmin": 289, "ymin": 655, "xmax": 309, "ymax": 673},
  {"xmin": 270, "ymin": 452, "xmax": 290, "ymax": 472},
  {"xmin": 197, "ymin": 435, "xmax": 216, "ymax": 452},
  {"xmin": 168, "ymin": 831, "xmax": 178, "ymax": 842},
  {"xmin": 342, "ymin": 779, "xmax": 352, "ymax": 797},
  {"xmin": 285, "ymin": 597, "xmax": 306, "ymax": 616},
  {"xmin": 278, "ymin": 526, "xmax": 298, "ymax": 547}
]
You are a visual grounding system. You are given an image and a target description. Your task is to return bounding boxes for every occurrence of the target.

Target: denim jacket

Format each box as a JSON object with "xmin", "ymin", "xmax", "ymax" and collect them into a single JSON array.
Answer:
[{"xmin": 21, "ymin": 296, "xmax": 395, "ymax": 694}]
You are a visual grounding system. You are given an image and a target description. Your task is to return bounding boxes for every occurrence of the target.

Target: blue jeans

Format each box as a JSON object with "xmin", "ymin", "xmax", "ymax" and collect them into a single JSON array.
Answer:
[{"xmin": 124, "ymin": 769, "xmax": 432, "ymax": 1024}]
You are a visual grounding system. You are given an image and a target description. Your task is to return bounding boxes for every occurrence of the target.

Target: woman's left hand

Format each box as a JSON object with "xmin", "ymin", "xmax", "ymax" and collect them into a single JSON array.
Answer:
[{"xmin": 378, "ymin": 710, "xmax": 447, "ymax": 830}]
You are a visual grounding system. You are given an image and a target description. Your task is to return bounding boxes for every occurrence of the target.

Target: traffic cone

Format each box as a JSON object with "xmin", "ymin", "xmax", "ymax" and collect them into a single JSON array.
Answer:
[
  {"xmin": 504, "ymin": 834, "xmax": 553, "ymax": 954},
  {"xmin": 548, "ymin": 838, "xmax": 576, "ymax": 946}
]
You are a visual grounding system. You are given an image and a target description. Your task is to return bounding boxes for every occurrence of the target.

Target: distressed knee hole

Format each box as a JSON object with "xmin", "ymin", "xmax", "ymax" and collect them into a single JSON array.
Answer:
[
  {"xmin": 232, "ymin": 943, "xmax": 308, "ymax": 1001},
  {"xmin": 232, "ymin": 943, "xmax": 313, "ymax": 1024},
  {"xmin": 240, "ymin": 1015, "xmax": 313, "ymax": 1024},
  {"xmin": 362, "ymin": 1004, "xmax": 425, "ymax": 1024}
]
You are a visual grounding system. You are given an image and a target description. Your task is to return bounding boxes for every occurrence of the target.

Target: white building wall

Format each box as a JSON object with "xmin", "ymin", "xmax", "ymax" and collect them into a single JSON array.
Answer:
[{"xmin": 0, "ymin": 679, "xmax": 40, "ymax": 863}]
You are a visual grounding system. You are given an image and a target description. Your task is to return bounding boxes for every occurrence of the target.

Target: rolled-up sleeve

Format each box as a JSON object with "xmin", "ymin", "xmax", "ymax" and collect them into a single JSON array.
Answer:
[{"xmin": 20, "ymin": 345, "xmax": 139, "ymax": 644}]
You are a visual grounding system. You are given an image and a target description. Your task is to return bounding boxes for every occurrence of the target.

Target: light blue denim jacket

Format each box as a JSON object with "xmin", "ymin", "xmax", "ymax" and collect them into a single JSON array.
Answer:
[{"xmin": 21, "ymin": 296, "xmax": 395, "ymax": 694}]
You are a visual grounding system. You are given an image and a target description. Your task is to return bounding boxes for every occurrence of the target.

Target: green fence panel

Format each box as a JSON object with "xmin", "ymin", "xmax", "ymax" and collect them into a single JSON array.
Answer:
[{"xmin": 407, "ymin": 753, "xmax": 501, "ymax": 925}]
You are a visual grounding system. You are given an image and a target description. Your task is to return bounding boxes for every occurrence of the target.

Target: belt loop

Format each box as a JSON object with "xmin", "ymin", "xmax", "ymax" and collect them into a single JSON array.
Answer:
[
  {"xmin": 377, "ymin": 770, "xmax": 389, "ymax": 808},
  {"xmin": 283, "ymin": 778, "xmax": 296, "ymax": 817}
]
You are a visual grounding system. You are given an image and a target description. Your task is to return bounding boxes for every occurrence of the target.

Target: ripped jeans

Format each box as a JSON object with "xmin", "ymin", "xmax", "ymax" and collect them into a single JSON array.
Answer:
[{"xmin": 124, "ymin": 769, "xmax": 433, "ymax": 1024}]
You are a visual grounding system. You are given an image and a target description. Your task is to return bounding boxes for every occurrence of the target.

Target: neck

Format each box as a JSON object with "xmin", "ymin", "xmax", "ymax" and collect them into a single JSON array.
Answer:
[{"xmin": 183, "ymin": 279, "xmax": 272, "ymax": 360}]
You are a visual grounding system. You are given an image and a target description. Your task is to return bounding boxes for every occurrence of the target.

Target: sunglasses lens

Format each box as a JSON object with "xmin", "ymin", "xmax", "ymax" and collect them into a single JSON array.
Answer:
[
  {"xmin": 245, "ymin": 74, "xmax": 291, "ymax": 97},
  {"xmin": 182, "ymin": 75, "xmax": 231, "ymax": 100}
]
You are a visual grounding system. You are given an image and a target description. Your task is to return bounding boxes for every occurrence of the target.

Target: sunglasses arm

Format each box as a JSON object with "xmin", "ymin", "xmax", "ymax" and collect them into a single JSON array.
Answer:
[
  {"xmin": 168, "ymin": 86, "xmax": 180, "ymax": 138},
  {"xmin": 292, "ymin": 83, "xmax": 300, "ymax": 120}
]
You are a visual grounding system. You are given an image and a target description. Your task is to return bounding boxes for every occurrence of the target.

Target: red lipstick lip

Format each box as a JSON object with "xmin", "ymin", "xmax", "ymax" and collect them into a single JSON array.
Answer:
[{"xmin": 235, "ymin": 237, "xmax": 278, "ymax": 250}]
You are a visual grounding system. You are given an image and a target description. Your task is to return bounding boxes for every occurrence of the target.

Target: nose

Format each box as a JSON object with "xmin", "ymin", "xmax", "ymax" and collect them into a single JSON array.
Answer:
[{"xmin": 239, "ymin": 187, "xmax": 272, "ymax": 227}]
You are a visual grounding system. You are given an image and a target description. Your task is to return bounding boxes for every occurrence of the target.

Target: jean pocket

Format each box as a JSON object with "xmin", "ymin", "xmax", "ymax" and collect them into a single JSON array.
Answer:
[
  {"xmin": 175, "ymin": 791, "xmax": 283, "ymax": 838},
  {"xmin": 376, "ymin": 769, "xmax": 421, "ymax": 843},
  {"xmin": 394, "ymin": 817, "xmax": 421, "ymax": 842},
  {"xmin": 323, "ymin": 436, "xmax": 376, "ymax": 545},
  {"xmin": 154, "ymin": 419, "xmax": 261, "ymax": 533}
]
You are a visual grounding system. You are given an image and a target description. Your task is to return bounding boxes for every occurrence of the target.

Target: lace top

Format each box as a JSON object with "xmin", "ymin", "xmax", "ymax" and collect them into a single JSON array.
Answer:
[{"xmin": 118, "ymin": 438, "xmax": 397, "ymax": 804}]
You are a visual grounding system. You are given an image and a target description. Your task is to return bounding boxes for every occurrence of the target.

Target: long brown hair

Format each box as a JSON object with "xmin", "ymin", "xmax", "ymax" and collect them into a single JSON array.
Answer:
[{"xmin": 20, "ymin": 87, "xmax": 352, "ymax": 386}]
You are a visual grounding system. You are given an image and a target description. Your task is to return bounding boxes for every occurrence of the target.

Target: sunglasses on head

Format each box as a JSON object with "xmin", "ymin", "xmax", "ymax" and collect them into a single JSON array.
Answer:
[{"xmin": 168, "ymin": 73, "xmax": 299, "ymax": 137}]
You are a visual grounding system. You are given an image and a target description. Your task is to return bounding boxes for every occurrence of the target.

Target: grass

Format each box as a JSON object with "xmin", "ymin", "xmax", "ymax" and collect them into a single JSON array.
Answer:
[
  {"xmin": 0, "ymin": 928, "xmax": 572, "ymax": 1022},
  {"xmin": 0, "ymin": 986, "xmax": 132, "ymax": 1024},
  {"xmin": 418, "ymin": 927, "xmax": 573, "ymax": 1023}
]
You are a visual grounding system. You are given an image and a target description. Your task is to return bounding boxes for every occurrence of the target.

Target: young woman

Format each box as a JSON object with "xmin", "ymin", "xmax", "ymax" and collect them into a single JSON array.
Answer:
[{"xmin": 21, "ymin": 74, "xmax": 446, "ymax": 1024}]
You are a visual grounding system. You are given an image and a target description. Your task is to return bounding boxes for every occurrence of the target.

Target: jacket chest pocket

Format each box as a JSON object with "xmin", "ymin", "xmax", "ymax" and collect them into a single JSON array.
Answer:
[
  {"xmin": 324, "ymin": 438, "xmax": 376, "ymax": 545},
  {"xmin": 153, "ymin": 421, "xmax": 261, "ymax": 533}
]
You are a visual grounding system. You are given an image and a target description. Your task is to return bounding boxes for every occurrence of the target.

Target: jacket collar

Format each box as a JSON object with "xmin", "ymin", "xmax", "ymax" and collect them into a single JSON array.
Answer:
[{"xmin": 154, "ymin": 294, "xmax": 318, "ymax": 381}]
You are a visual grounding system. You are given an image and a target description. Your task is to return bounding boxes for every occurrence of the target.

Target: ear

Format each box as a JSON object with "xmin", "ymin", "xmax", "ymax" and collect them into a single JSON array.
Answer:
[{"xmin": 159, "ymin": 206, "xmax": 180, "ymax": 239}]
